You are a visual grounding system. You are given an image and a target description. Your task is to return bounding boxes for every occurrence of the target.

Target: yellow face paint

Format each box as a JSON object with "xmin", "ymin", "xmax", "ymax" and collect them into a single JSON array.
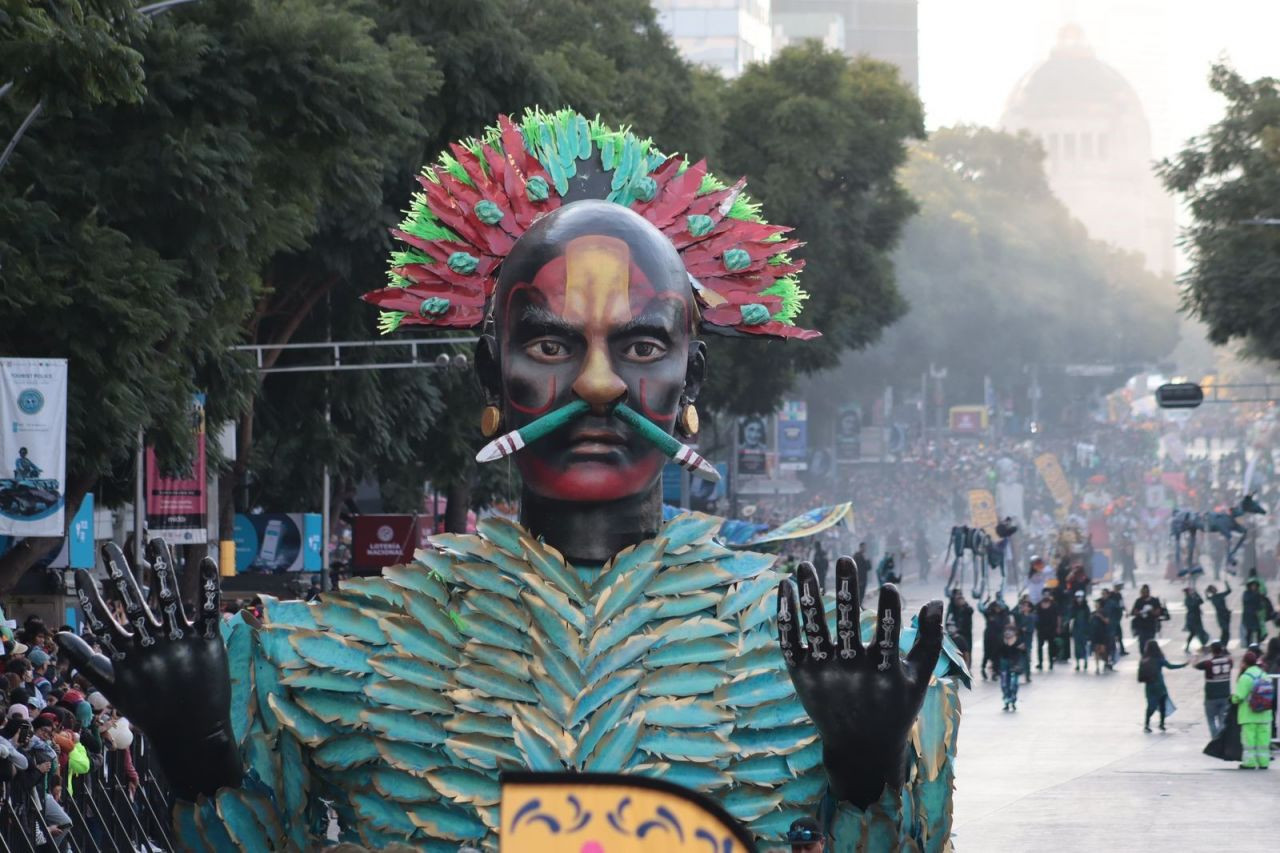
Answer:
[{"xmin": 560, "ymin": 235, "xmax": 636, "ymax": 327}]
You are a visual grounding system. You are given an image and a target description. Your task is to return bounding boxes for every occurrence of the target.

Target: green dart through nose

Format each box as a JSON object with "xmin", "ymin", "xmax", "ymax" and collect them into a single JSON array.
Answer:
[{"xmin": 475, "ymin": 400, "xmax": 720, "ymax": 482}]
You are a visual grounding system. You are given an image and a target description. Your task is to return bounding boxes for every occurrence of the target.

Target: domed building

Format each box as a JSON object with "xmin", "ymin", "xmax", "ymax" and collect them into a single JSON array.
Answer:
[{"xmin": 1000, "ymin": 24, "xmax": 1174, "ymax": 275}]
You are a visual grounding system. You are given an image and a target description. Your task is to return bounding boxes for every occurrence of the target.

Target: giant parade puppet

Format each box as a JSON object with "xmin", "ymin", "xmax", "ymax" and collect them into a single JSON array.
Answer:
[{"xmin": 57, "ymin": 110, "xmax": 967, "ymax": 851}]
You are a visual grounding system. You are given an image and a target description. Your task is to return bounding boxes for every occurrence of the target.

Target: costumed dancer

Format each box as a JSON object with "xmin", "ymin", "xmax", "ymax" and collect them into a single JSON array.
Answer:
[
  {"xmin": 1206, "ymin": 582, "xmax": 1232, "ymax": 646},
  {"xmin": 1183, "ymin": 586, "xmax": 1210, "ymax": 653},
  {"xmin": 1138, "ymin": 640, "xmax": 1187, "ymax": 732},
  {"xmin": 56, "ymin": 111, "xmax": 968, "ymax": 850}
]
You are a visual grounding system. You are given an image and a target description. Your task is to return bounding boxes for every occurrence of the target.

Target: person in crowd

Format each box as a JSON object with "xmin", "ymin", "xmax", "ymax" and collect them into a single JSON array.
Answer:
[
  {"xmin": 811, "ymin": 541, "xmax": 830, "ymax": 588},
  {"xmin": 946, "ymin": 589, "xmax": 974, "ymax": 660},
  {"xmin": 42, "ymin": 774, "xmax": 73, "ymax": 850},
  {"xmin": 1130, "ymin": 584, "xmax": 1166, "ymax": 653},
  {"xmin": 1089, "ymin": 597, "xmax": 1112, "ymax": 674},
  {"xmin": 1194, "ymin": 641, "xmax": 1234, "ymax": 738},
  {"xmin": 1138, "ymin": 640, "xmax": 1188, "ymax": 733},
  {"xmin": 1015, "ymin": 597, "xmax": 1035, "ymax": 682},
  {"xmin": 945, "ymin": 620, "xmax": 971, "ymax": 671},
  {"xmin": 1230, "ymin": 650, "xmax": 1273, "ymax": 769},
  {"xmin": 1065, "ymin": 562, "xmax": 1090, "ymax": 600},
  {"xmin": 1024, "ymin": 555, "xmax": 1047, "ymax": 605},
  {"xmin": 980, "ymin": 597, "xmax": 1011, "ymax": 681},
  {"xmin": 852, "ymin": 542, "xmax": 871, "ymax": 606},
  {"xmin": 1242, "ymin": 579, "xmax": 1267, "ymax": 647},
  {"xmin": 1264, "ymin": 637, "xmax": 1280, "ymax": 675},
  {"xmin": 1206, "ymin": 582, "xmax": 1232, "ymax": 646},
  {"xmin": 1070, "ymin": 590, "xmax": 1091, "ymax": 671},
  {"xmin": 876, "ymin": 551, "xmax": 901, "ymax": 587},
  {"xmin": 998, "ymin": 625, "xmax": 1026, "ymax": 712},
  {"xmin": 1183, "ymin": 586, "xmax": 1210, "ymax": 653},
  {"xmin": 914, "ymin": 527, "xmax": 930, "ymax": 583},
  {"xmin": 1116, "ymin": 531, "xmax": 1138, "ymax": 587},
  {"xmin": 1035, "ymin": 590, "xmax": 1059, "ymax": 671},
  {"xmin": 1105, "ymin": 585, "xmax": 1127, "ymax": 660},
  {"xmin": 785, "ymin": 816, "xmax": 826, "ymax": 853}
]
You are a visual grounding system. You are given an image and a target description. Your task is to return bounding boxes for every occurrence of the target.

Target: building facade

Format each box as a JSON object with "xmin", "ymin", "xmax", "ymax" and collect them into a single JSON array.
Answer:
[
  {"xmin": 1000, "ymin": 24, "xmax": 1174, "ymax": 275},
  {"xmin": 652, "ymin": 0, "xmax": 774, "ymax": 78},
  {"xmin": 772, "ymin": 0, "xmax": 918, "ymax": 89}
]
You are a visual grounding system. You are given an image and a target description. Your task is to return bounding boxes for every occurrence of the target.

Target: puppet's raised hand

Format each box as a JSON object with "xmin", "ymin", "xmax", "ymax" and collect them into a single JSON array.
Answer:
[
  {"xmin": 778, "ymin": 558, "xmax": 943, "ymax": 808},
  {"xmin": 55, "ymin": 539, "xmax": 242, "ymax": 801}
]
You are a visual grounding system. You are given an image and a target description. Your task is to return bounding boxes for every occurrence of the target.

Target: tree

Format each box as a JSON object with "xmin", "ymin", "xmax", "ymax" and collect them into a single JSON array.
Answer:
[
  {"xmin": 799, "ymin": 126, "xmax": 1179, "ymax": 435},
  {"xmin": 0, "ymin": 0, "xmax": 435, "ymax": 591},
  {"xmin": 702, "ymin": 45, "xmax": 924, "ymax": 417},
  {"xmin": 1158, "ymin": 63, "xmax": 1280, "ymax": 362}
]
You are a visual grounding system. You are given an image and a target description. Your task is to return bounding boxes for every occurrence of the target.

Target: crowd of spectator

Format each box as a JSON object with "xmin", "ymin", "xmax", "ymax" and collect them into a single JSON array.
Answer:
[{"xmin": 0, "ymin": 610, "xmax": 164, "ymax": 851}]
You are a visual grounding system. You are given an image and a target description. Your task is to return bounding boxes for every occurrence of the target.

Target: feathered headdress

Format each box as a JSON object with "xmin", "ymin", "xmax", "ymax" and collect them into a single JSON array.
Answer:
[{"xmin": 363, "ymin": 108, "xmax": 818, "ymax": 340}]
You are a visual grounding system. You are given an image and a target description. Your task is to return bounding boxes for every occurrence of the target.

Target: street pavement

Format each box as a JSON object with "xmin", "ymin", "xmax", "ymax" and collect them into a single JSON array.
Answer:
[{"xmin": 894, "ymin": 562, "xmax": 1276, "ymax": 852}]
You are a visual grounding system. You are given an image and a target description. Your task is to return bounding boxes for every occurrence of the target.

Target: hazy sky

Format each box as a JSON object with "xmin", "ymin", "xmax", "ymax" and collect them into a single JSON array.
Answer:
[{"xmin": 918, "ymin": 0, "xmax": 1280, "ymax": 163}]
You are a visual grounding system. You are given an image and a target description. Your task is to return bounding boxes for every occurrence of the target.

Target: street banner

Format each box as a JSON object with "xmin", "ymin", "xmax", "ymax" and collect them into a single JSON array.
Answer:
[
  {"xmin": 233, "ymin": 512, "xmax": 322, "ymax": 572},
  {"xmin": 777, "ymin": 400, "xmax": 808, "ymax": 471},
  {"xmin": 949, "ymin": 405, "xmax": 987, "ymax": 432},
  {"xmin": 68, "ymin": 493, "xmax": 95, "ymax": 569},
  {"xmin": 0, "ymin": 358, "xmax": 67, "ymax": 536},
  {"xmin": 734, "ymin": 415, "xmax": 771, "ymax": 478},
  {"xmin": 1034, "ymin": 452, "xmax": 1074, "ymax": 520},
  {"xmin": 968, "ymin": 489, "xmax": 999, "ymax": 538},
  {"xmin": 737, "ymin": 503, "xmax": 853, "ymax": 548},
  {"xmin": 146, "ymin": 394, "xmax": 208, "ymax": 544},
  {"xmin": 351, "ymin": 514, "xmax": 419, "ymax": 573},
  {"xmin": 835, "ymin": 404, "xmax": 862, "ymax": 462},
  {"xmin": 303, "ymin": 513, "xmax": 323, "ymax": 571}
]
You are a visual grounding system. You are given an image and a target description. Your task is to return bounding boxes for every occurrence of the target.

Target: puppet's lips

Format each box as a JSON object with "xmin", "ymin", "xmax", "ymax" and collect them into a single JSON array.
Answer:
[{"xmin": 567, "ymin": 429, "xmax": 628, "ymax": 454}]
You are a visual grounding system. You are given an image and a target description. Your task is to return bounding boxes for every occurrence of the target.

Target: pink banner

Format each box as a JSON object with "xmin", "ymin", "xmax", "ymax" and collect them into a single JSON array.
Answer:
[{"xmin": 145, "ymin": 395, "xmax": 207, "ymax": 544}]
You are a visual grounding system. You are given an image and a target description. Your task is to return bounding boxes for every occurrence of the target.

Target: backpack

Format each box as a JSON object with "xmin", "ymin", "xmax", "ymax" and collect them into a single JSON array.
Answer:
[{"xmin": 1248, "ymin": 671, "xmax": 1276, "ymax": 713}]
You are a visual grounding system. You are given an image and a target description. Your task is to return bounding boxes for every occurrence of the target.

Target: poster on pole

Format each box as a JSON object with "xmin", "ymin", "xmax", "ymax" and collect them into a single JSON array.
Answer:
[
  {"xmin": 777, "ymin": 400, "xmax": 807, "ymax": 471},
  {"xmin": 0, "ymin": 358, "xmax": 67, "ymax": 536},
  {"xmin": 146, "ymin": 394, "xmax": 208, "ymax": 544},
  {"xmin": 734, "ymin": 415, "xmax": 771, "ymax": 478},
  {"xmin": 835, "ymin": 404, "xmax": 862, "ymax": 463}
]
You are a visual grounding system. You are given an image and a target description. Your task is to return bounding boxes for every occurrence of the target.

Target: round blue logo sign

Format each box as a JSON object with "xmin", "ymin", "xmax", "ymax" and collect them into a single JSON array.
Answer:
[{"xmin": 16, "ymin": 389, "xmax": 43, "ymax": 415}]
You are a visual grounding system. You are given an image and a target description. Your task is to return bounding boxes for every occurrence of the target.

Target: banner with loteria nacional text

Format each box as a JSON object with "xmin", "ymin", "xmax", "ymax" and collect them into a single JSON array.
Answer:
[{"xmin": 0, "ymin": 359, "xmax": 67, "ymax": 536}]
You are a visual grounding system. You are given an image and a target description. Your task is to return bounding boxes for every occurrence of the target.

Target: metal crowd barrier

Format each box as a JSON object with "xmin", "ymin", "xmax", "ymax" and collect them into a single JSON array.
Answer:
[{"xmin": 0, "ymin": 740, "xmax": 174, "ymax": 853}]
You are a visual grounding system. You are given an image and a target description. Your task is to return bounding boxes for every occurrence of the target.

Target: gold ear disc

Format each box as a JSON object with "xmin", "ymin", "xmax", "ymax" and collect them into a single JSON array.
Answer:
[
  {"xmin": 480, "ymin": 405, "xmax": 503, "ymax": 438},
  {"xmin": 677, "ymin": 404, "xmax": 700, "ymax": 437}
]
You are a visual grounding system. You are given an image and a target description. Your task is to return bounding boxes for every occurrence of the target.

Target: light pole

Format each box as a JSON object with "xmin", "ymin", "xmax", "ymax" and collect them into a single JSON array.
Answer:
[{"xmin": 929, "ymin": 363, "xmax": 948, "ymax": 431}]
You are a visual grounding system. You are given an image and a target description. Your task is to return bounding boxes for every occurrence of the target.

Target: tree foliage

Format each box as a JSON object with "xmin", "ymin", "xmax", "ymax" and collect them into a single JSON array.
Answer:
[
  {"xmin": 802, "ymin": 126, "xmax": 1179, "ymax": 428},
  {"xmin": 1158, "ymin": 63, "xmax": 1280, "ymax": 362},
  {"xmin": 0, "ymin": 0, "xmax": 435, "ymax": 586},
  {"xmin": 702, "ymin": 45, "xmax": 924, "ymax": 415}
]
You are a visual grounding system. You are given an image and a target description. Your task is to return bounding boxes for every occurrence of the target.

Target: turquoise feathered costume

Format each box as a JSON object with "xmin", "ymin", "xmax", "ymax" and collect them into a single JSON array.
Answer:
[{"xmin": 173, "ymin": 512, "xmax": 966, "ymax": 851}]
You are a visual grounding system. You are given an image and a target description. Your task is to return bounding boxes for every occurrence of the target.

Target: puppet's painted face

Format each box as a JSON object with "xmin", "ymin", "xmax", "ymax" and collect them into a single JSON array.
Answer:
[{"xmin": 494, "ymin": 202, "xmax": 695, "ymax": 503}]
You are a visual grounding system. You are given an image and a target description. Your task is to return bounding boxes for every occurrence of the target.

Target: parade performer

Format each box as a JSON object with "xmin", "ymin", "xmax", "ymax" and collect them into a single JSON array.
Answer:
[{"xmin": 57, "ymin": 110, "xmax": 966, "ymax": 851}]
